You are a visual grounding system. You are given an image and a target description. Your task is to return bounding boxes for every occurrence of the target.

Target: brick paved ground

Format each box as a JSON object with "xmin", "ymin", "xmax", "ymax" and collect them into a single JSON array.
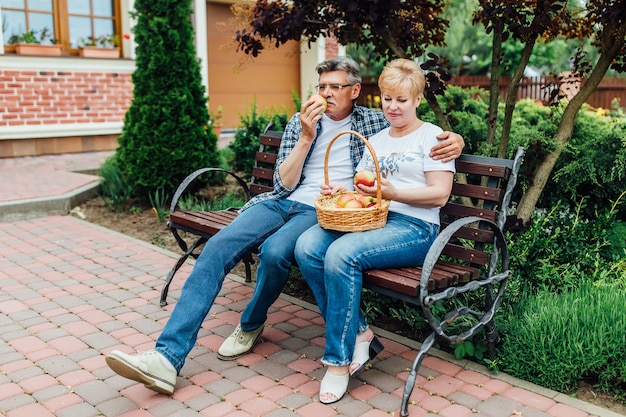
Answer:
[{"xmin": 0, "ymin": 152, "xmax": 621, "ymax": 417}]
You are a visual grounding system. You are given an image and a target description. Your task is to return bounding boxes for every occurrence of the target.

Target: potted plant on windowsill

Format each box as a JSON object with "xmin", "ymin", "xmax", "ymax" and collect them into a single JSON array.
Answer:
[
  {"xmin": 78, "ymin": 33, "xmax": 123, "ymax": 58},
  {"xmin": 9, "ymin": 27, "xmax": 61, "ymax": 56}
]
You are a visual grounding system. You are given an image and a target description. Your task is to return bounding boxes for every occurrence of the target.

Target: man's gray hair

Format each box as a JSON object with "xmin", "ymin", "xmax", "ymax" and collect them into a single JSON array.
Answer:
[{"xmin": 315, "ymin": 55, "xmax": 362, "ymax": 85}]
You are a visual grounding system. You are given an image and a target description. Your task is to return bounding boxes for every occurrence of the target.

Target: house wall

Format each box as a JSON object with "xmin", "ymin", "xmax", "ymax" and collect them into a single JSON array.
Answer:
[
  {"xmin": 205, "ymin": 2, "xmax": 301, "ymax": 129},
  {"xmin": 0, "ymin": 59, "xmax": 134, "ymax": 158},
  {"xmin": 0, "ymin": 1, "xmax": 312, "ymax": 158}
]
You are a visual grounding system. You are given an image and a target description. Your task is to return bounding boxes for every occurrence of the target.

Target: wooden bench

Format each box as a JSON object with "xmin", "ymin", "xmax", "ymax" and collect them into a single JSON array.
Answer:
[
  {"xmin": 162, "ymin": 128, "xmax": 525, "ymax": 417},
  {"xmin": 161, "ymin": 128, "xmax": 283, "ymax": 307}
]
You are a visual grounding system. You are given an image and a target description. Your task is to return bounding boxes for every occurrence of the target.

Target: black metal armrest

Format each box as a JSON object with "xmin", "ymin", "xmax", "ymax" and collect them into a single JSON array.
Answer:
[
  {"xmin": 419, "ymin": 216, "xmax": 510, "ymax": 344},
  {"xmin": 168, "ymin": 167, "xmax": 251, "ymax": 214}
]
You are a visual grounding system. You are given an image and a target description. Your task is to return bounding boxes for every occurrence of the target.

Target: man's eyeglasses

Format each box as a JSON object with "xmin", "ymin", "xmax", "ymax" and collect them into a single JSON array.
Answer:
[{"xmin": 315, "ymin": 84, "xmax": 353, "ymax": 92}]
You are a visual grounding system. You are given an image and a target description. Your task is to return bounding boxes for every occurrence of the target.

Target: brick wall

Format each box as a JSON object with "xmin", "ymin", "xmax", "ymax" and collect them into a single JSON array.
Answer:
[
  {"xmin": 325, "ymin": 37, "xmax": 339, "ymax": 59},
  {"xmin": 0, "ymin": 69, "xmax": 132, "ymax": 128}
]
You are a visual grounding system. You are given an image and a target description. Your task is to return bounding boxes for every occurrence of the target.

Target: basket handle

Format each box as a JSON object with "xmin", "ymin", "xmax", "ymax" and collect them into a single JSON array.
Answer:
[{"xmin": 323, "ymin": 130, "xmax": 383, "ymax": 208}]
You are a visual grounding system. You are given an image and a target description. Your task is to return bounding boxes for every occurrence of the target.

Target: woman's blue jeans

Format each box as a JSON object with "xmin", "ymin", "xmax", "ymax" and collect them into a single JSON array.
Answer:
[
  {"xmin": 156, "ymin": 198, "xmax": 318, "ymax": 372},
  {"xmin": 294, "ymin": 212, "xmax": 438, "ymax": 367}
]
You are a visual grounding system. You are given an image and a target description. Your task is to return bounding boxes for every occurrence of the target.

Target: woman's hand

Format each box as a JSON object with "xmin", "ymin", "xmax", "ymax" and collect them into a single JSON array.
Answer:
[{"xmin": 354, "ymin": 177, "xmax": 396, "ymax": 200}]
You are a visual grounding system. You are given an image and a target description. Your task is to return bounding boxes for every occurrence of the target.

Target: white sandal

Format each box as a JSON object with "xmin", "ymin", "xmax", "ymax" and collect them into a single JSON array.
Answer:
[
  {"xmin": 319, "ymin": 369, "xmax": 349, "ymax": 404},
  {"xmin": 350, "ymin": 335, "xmax": 384, "ymax": 375}
]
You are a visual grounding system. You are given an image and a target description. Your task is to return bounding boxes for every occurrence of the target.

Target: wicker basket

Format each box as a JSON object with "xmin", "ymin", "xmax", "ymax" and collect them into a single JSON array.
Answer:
[{"xmin": 315, "ymin": 130, "xmax": 390, "ymax": 232}]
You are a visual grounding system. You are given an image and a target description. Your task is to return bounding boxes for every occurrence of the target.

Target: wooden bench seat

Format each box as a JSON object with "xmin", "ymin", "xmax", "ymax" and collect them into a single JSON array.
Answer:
[{"xmin": 161, "ymin": 127, "xmax": 524, "ymax": 417}]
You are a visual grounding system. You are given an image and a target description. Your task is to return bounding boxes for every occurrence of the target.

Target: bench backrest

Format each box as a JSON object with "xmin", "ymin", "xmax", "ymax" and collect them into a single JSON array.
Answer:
[
  {"xmin": 252, "ymin": 130, "xmax": 522, "ymax": 247},
  {"xmin": 248, "ymin": 129, "xmax": 283, "ymax": 197},
  {"xmin": 248, "ymin": 129, "xmax": 523, "ymax": 273},
  {"xmin": 439, "ymin": 149, "xmax": 524, "ymax": 270}
]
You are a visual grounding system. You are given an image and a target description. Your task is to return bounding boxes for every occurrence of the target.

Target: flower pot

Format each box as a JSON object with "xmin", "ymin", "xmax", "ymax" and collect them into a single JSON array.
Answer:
[
  {"xmin": 79, "ymin": 46, "xmax": 120, "ymax": 58},
  {"xmin": 16, "ymin": 43, "xmax": 62, "ymax": 56}
]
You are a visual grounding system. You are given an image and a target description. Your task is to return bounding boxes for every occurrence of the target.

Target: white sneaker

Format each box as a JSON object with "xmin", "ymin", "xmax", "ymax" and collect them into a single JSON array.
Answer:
[
  {"xmin": 217, "ymin": 323, "xmax": 264, "ymax": 360},
  {"xmin": 105, "ymin": 350, "xmax": 176, "ymax": 394}
]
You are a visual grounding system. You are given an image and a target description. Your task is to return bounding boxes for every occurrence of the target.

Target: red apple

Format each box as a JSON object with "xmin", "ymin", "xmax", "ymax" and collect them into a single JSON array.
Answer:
[
  {"xmin": 354, "ymin": 170, "xmax": 376, "ymax": 187},
  {"xmin": 358, "ymin": 195, "xmax": 376, "ymax": 207},
  {"xmin": 336, "ymin": 193, "xmax": 357, "ymax": 207},
  {"xmin": 310, "ymin": 94, "xmax": 327, "ymax": 114}
]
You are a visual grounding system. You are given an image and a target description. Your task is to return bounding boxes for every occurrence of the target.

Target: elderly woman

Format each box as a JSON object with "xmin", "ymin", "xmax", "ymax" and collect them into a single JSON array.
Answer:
[{"xmin": 294, "ymin": 58, "xmax": 455, "ymax": 404}]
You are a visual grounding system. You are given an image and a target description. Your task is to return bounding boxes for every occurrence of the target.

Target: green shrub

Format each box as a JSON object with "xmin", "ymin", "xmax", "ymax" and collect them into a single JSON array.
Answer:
[
  {"xmin": 604, "ymin": 219, "xmax": 626, "ymax": 260},
  {"xmin": 98, "ymin": 155, "xmax": 133, "ymax": 210},
  {"xmin": 115, "ymin": 0, "xmax": 220, "ymax": 201},
  {"xmin": 506, "ymin": 201, "xmax": 621, "ymax": 300},
  {"xmin": 499, "ymin": 281, "xmax": 626, "ymax": 393},
  {"xmin": 229, "ymin": 99, "xmax": 289, "ymax": 177},
  {"xmin": 418, "ymin": 85, "xmax": 490, "ymax": 154},
  {"xmin": 544, "ymin": 109, "xmax": 626, "ymax": 220}
]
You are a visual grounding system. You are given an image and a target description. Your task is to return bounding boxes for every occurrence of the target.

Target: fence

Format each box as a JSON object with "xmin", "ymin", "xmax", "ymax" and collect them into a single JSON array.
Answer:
[{"xmin": 358, "ymin": 75, "xmax": 626, "ymax": 110}]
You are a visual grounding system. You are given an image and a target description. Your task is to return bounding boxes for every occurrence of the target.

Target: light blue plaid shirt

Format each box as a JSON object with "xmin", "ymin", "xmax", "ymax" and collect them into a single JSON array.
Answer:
[{"xmin": 240, "ymin": 105, "xmax": 389, "ymax": 212}]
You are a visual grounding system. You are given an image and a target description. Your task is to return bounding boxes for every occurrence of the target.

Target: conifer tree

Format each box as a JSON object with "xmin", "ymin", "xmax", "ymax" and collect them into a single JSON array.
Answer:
[{"xmin": 116, "ymin": 0, "xmax": 219, "ymax": 200}]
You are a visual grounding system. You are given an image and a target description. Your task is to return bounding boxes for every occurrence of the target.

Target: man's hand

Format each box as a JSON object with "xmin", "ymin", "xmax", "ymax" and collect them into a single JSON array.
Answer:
[
  {"xmin": 430, "ymin": 131, "xmax": 465, "ymax": 162},
  {"xmin": 299, "ymin": 96, "xmax": 325, "ymax": 143}
]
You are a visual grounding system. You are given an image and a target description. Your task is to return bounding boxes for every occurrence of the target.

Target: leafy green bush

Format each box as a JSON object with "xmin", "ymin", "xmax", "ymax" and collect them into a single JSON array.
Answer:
[
  {"xmin": 418, "ymin": 85, "xmax": 490, "ymax": 154},
  {"xmin": 228, "ymin": 99, "xmax": 289, "ymax": 177},
  {"xmin": 506, "ymin": 201, "xmax": 622, "ymax": 300},
  {"xmin": 545, "ymin": 109, "xmax": 626, "ymax": 220},
  {"xmin": 604, "ymin": 218, "xmax": 626, "ymax": 260},
  {"xmin": 499, "ymin": 281, "xmax": 626, "ymax": 393},
  {"xmin": 98, "ymin": 155, "xmax": 133, "ymax": 210},
  {"xmin": 115, "ymin": 0, "xmax": 220, "ymax": 201},
  {"xmin": 499, "ymin": 198, "xmax": 626, "ymax": 398},
  {"xmin": 421, "ymin": 91, "xmax": 625, "ymax": 219}
]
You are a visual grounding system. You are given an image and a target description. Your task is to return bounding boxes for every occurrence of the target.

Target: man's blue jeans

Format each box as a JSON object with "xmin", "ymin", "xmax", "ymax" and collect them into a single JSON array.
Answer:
[
  {"xmin": 294, "ymin": 212, "xmax": 438, "ymax": 367},
  {"xmin": 156, "ymin": 198, "xmax": 318, "ymax": 373}
]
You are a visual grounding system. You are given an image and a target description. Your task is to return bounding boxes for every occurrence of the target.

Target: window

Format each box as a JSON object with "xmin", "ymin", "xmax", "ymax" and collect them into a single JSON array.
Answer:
[{"xmin": 2, "ymin": 0, "xmax": 121, "ymax": 55}]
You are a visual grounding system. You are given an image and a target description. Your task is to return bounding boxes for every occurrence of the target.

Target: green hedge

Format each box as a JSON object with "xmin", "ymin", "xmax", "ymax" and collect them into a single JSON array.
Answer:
[{"xmin": 499, "ymin": 281, "xmax": 626, "ymax": 393}]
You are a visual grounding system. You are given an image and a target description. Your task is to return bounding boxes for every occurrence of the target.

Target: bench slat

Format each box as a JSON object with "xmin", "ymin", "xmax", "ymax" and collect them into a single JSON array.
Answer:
[
  {"xmin": 451, "ymin": 182, "xmax": 503, "ymax": 202},
  {"xmin": 250, "ymin": 184, "xmax": 274, "ymax": 195},
  {"xmin": 442, "ymin": 243, "xmax": 490, "ymax": 265},
  {"xmin": 363, "ymin": 260, "xmax": 475, "ymax": 297},
  {"xmin": 441, "ymin": 202, "xmax": 497, "ymax": 222},
  {"xmin": 363, "ymin": 268, "xmax": 423, "ymax": 295},
  {"xmin": 251, "ymin": 167, "xmax": 274, "ymax": 181},
  {"xmin": 440, "ymin": 222, "xmax": 495, "ymax": 243},
  {"xmin": 435, "ymin": 261, "xmax": 480, "ymax": 283},
  {"xmin": 170, "ymin": 210, "xmax": 238, "ymax": 236},
  {"xmin": 456, "ymin": 160, "xmax": 509, "ymax": 178},
  {"xmin": 255, "ymin": 151, "xmax": 278, "ymax": 166},
  {"xmin": 260, "ymin": 131, "xmax": 283, "ymax": 147}
]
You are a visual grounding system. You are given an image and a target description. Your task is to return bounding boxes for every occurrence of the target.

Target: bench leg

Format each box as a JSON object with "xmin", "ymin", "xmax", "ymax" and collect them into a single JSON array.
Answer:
[
  {"xmin": 485, "ymin": 320, "xmax": 499, "ymax": 359},
  {"xmin": 160, "ymin": 237, "xmax": 207, "ymax": 307},
  {"xmin": 400, "ymin": 332, "xmax": 436, "ymax": 417}
]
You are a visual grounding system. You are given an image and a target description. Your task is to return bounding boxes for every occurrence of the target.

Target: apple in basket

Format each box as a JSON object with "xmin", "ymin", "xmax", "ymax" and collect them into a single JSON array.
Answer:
[
  {"xmin": 335, "ymin": 193, "xmax": 358, "ymax": 208},
  {"xmin": 343, "ymin": 199, "xmax": 364, "ymax": 208},
  {"xmin": 310, "ymin": 94, "xmax": 327, "ymax": 114},
  {"xmin": 358, "ymin": 195, "xmax": 377, "ymax": 208},
  {"xmin": 354, "ymin": 170, "xmax": 376, "ymax": 187}
]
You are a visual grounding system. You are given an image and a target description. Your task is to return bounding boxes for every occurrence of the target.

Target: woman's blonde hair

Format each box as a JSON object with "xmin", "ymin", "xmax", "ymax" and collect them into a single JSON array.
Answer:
[{"xmin": 378, "ymin": 58, "xmax": 425, "ymax": 100}]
